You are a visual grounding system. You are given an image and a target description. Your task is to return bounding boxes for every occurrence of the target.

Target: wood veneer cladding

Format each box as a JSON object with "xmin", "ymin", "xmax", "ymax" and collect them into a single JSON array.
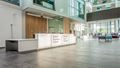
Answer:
[
  {"xmin": 63, "ymin": 18, "xmax": 71, "ymax": 34},
  {"xmin": 26, "ymin": 14, "xmax": 47, "ymax": 38}
]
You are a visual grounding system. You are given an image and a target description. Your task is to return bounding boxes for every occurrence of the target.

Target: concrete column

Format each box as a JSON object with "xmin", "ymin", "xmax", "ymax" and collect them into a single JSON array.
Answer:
[{"xmin": 114, "ymin": 20, "xmax": 117, "ymax": 32}]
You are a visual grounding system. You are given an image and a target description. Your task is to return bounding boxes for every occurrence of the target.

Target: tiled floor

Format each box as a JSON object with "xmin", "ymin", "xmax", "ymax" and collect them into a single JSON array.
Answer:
[{"xmin": 1, "ymin": 39, "xmax": 120, "ymax": 68}]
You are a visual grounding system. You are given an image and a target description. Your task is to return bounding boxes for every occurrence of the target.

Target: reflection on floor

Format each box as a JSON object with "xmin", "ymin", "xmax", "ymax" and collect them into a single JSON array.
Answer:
[{"xmin": 0, "ymin": 39, "xmax": 120, "ymax": 68}]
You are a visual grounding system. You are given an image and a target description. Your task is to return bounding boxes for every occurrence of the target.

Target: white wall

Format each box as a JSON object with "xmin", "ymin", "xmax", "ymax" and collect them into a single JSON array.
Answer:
[
  {"xmin": 0, "ymin": 2, "xmax": 22, "ymax": 47},
  {"xmin": 116, "ymin": 1, "xmax": 120, "ymax": 7},
  {"xmin": 21, "ymin": 0, "xmax": 33, "ymax": 10},
  {"xmin": 55, "ymin": 0, "xmax": 69, "ymax": 16}
]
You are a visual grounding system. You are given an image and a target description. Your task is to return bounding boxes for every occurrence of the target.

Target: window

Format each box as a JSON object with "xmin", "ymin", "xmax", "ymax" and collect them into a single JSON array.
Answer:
[
  {"xmin": 111, "ymin": 0, "xmax": 115, "ymax": 2},
  {"xmin": 102, "ymin": 0, "xmax": 107, "ymax": 3},
  {"xmin": 69, "ymin": 0, "xmax": 85, "ymax": 19},
  {"xmin": 33, "ymin": 0, "xmax": 55, "ymax": 10},
  {"xmin": 97, "ymin": 6, "xmax": 102, "ymax": 10},
  {"xmin": 48, "ymin": 19, "xmax": 63, "ymax": 33},
  {"xmin": 2, "ymin": 0, "xmax": 20, "ymax": 6},
  {"xmin": 93, "ymin": 0, "xmax": 98, "ymax": 5}
]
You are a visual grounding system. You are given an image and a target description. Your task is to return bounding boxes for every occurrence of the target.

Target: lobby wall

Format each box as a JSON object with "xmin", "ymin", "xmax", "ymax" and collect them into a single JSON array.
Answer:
[{"xmin": 0, "ymin": 2, "xmax": 22, "ymax": 47}]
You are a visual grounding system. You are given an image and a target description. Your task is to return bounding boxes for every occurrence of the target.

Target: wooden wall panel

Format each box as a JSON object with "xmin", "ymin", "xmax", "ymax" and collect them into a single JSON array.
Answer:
[
  {"xmin": 26, "ymin": 14, "xmax": 47, "ymax": 38},
  {"xmin": 63, "ymin": 18, "xmax": 71, "ymax": 34}
]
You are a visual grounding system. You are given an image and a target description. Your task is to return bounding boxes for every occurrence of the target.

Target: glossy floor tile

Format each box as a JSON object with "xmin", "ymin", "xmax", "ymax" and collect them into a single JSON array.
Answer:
[{"xmin": 0, "ymin": 39, "xmax": 120, "ymax": 68}]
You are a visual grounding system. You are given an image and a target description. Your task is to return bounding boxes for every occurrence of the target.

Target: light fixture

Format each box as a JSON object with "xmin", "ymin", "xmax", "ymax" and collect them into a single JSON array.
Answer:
[{"xmin": 27, "ymin": 13, "xmax": 41, "ymax": 17}]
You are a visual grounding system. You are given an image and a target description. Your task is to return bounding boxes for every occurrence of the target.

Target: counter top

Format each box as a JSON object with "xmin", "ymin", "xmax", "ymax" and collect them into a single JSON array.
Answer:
[{"xmin": 6, "ymin": 39, "xmax": 37, "ymax": 41}]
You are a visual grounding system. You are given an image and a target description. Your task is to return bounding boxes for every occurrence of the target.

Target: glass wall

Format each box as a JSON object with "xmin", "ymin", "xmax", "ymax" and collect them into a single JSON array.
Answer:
[
  {"xmin": 33, "ymin": 0, "xmax": 55, "ymax": 10},
  {"xmin": 93, "ymin": 0, "xmax": 115, "ymax": 5},
  {"xmin": 69, "ymin": 0, "xmax": 85, "ymax": 19},
  {"xmin": 2, "ymin": 0, "xmax": 20, "ymax": 6},
  {"xmin": 89, "ymin": 19, "xmax": 120, "ymax": 34},
  {"xmin": 48, "ymin": 18, "xmax": 63, "ymax": 33}
]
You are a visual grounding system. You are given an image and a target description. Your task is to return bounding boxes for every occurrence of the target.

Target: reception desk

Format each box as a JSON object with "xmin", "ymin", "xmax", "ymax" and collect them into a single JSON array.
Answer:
[
  {"xmin": 36, "ymin": 34, "xmax": 76, "ymax": 49},
  {"xmin": 6, "ymin": 39, "xmax": 38, "ymax": 52},
  {"xmin": 6, "ymin": 34, "xmax": 76, "ymax": 52}
]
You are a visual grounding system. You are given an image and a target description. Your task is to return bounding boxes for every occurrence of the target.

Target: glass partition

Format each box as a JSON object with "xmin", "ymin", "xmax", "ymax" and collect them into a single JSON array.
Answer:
[
  {"xmin": 93, "ymin": 0, "xmax": 115, "ymax": 5},
  {"xmin": 33, "ymin": 0, "xmax": 55, "ymax": 10},
  {"xmin": 89, "ymin": 19, "xmax": 120, "ymax": 35},
  {"xmin": 69, "ymin": 0, "xmax": 85, "ymax": 19},
  {"xmin": 2, "ymin": 0, "xmax": 20, "ymax": 6},
  {"xmin": 48, "ymin": 18, "xmax": 63, "ymax": 33}
]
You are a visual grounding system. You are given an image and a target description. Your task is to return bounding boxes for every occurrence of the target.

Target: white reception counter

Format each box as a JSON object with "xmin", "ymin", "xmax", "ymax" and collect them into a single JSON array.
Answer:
[
  {"xmin": 6, "ymin": 39, "xmax": 38, "ymax": 52},
  {"xmin": 36, "ymin": 34, "xmax": 76, "ymax": 49},
  {"xmin": 6, "ymin": 34, "xmax": 76, "ymax": 52}
]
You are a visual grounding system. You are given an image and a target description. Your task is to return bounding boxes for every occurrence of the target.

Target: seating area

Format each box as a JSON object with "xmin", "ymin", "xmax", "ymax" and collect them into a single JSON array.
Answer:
[
  {"xmin": 111, "ymin": 33, "xmax": 119, "ymax": 39},
  {"xmin": 98, "ymin": 35, "xmax": 112, "ymax": 42},
  {"xmin": 92, "ymin": 33, "xmax": 120, "ymax": 42}
]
